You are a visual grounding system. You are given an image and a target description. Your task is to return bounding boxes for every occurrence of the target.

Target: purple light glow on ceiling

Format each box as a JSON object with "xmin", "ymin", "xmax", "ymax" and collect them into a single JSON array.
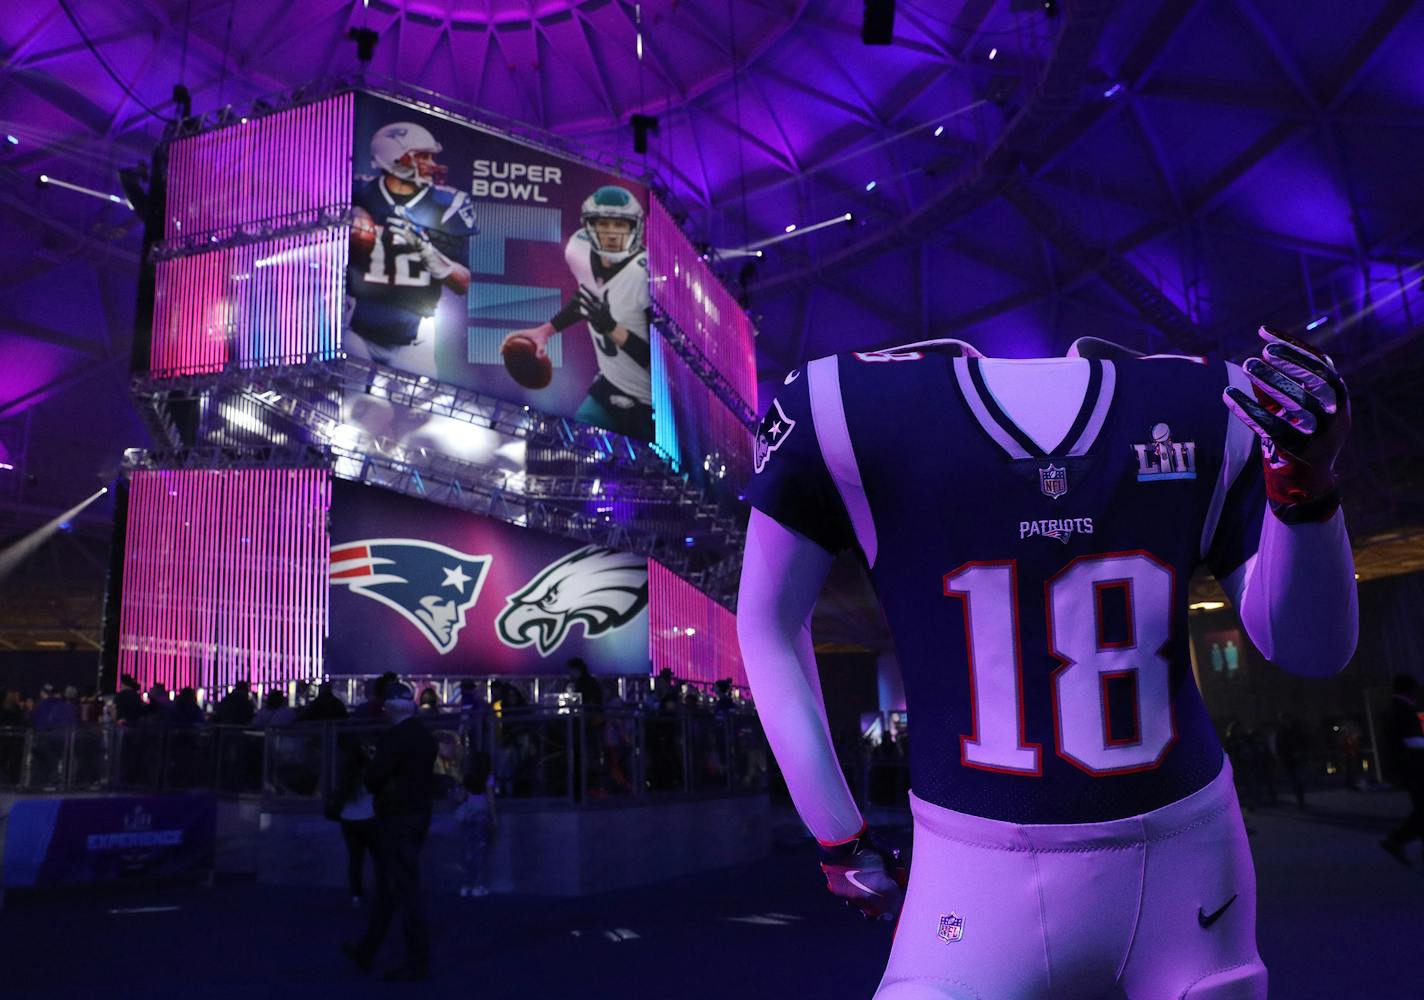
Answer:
[
  {"xmin": 4, "ymin": 0, "xmax": 1424, "ymax": 534},
  {"xmin": 1213, "ymin": 139, "xmax": 1356, "ymax": 251},
  {"xmin": 0, "ymin": 333, "xmax": 86, "ymax": 412}
]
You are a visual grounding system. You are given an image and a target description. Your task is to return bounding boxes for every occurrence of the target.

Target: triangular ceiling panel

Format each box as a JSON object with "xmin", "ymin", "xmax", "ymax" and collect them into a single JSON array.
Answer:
[
  {"xmin": 1, "ymin": 0, "xmax": 1422, "ymax": 543},
  {"xmin": 1132, "ymin": 98, "xmax": 1282, "ymax": 212},
  {"xmin": 1205, "ymin": 133, "xmax": 1356, "ymax": 251},
  {"xmin": 1147, "ymin": 0, "xmax": 1303, "ymax": 99}
]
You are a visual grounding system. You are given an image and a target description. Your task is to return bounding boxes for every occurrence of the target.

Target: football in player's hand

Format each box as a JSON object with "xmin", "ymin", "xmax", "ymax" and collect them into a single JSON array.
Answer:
[
  {"xmin": 501, "ymin": 335, "xmax": 553, "ymax": 389},
  {"xmin": 350, "ymin": 206, "xmax": 378, "ymax": 257}
]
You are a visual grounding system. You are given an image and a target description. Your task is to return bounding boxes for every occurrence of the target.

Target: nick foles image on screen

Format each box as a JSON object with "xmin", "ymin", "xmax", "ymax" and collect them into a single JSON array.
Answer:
[
  {"xmin": 345, "ymin": 120, "xmax": 478, "ymax": 371},
  {"xmin": 501, "ymin": 185, "xmax": 653, "ymax": 440}
]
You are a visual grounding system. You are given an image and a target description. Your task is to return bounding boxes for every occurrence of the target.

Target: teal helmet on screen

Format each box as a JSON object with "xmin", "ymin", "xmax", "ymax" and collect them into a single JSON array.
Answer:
[{"xmin": 580, "ymin": 185, "xmax": 645, "ymax": 263}]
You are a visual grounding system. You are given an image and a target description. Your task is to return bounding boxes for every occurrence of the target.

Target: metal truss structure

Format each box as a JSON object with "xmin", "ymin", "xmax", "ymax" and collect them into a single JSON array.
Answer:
[
  {"xmin": 651, "ymin": 302, "xmax": 758, "ymax": 430},
  {"xmin": 130, "ymin": 357, "xmax": 747, "ymax": 603}
]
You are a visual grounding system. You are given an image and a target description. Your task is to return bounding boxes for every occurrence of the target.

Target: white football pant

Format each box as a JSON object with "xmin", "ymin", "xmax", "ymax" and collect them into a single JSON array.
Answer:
[{"xmin": 876, "ymin": 758, "xmax": 1267, "ymax": 999}]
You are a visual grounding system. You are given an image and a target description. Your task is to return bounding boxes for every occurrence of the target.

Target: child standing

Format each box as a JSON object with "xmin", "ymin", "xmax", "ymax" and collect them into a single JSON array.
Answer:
[{"xmin": 454, "ymin": 750, "xmax": 497, "ymax": 897}]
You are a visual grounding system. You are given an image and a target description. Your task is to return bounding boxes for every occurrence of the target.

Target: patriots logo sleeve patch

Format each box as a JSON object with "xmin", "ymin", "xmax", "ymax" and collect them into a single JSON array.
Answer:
[
  {"xmin": 331, "ymin": 539, "xmax": 492, "ymax": 654},
  {"xmin": 496, "ymin": 546, "xmax": 648, "ymax": 656},
  {"xmin": 754, "ymin": 398, "xmax": 798, "ymax": 474}
]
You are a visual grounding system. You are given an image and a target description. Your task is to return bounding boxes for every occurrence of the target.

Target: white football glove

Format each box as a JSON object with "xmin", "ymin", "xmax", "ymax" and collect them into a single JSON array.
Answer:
[{"xmin": 386, "ymin": 214, "xmax": 456, "ymax": 280}]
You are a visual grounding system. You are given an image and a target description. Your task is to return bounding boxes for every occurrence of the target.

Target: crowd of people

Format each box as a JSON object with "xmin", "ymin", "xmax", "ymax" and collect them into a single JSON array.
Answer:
[{"xmin": 0, "ymin": 663, "xmax": 759, "ymax": 796}]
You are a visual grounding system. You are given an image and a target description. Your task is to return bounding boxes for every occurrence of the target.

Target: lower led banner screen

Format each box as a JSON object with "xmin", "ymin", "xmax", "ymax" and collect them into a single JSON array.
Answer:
[{"xmin": 327, "ymin": 480, "xmax": 650, "ymax": 676}]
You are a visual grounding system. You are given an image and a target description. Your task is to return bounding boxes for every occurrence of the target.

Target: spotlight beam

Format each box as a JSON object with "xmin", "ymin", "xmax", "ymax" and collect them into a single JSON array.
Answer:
[
  {"xmin": 728, "ymin": 213, "xmax": 855, "ymax": 254},
  {"xmin": 37, "ymin": 173, "xmax": 132, "ymax": 208},
  {"xmin": 0, "ymin": 487, "xmax": 109, "ymax": 584}
]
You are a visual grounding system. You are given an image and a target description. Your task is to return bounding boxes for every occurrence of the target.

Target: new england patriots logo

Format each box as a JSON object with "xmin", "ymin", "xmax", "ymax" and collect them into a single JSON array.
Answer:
[
  {"xmin": 754, "ymin": 399, "xmax": 797, "ymax": 475},
  {"xmin": 331, "ymin": 539, "xmax": 492, "ymax": 654},
  {"xmin": 496, "ymin": 546, "xmax": 647, "ymax": 656}
]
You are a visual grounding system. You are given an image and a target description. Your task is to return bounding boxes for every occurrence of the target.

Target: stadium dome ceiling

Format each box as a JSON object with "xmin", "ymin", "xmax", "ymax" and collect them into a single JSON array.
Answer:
[{"xmin": 3, "ymin": 0, "xmax": 1424, "ymax": 545}]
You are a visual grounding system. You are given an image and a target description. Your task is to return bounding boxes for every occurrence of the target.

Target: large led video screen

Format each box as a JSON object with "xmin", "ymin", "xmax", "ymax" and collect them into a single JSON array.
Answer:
[
  {"xmin": 347, "ymin": 93, "xmax": 655, "ymax": 442},
  {"xmin": 327, "ymin": 480, "xmax": 649, "ymax": 676}
]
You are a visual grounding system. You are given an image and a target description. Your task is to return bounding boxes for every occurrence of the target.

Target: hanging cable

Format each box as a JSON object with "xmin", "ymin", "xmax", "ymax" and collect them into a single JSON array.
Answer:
[
  {"xmin": 217, "ymin": 0, "xmax": 236, "ymax": 107},
  {"xmin": 179, "ymin": 0, "xmax": 192, "ymax": 86},
  {"xmin": 56, "ymin": 0, "xmax": 175, "ymax": 123},
  {"xmin": 727, "ymin": 0, "xmax": 751, "ymax": 253}
]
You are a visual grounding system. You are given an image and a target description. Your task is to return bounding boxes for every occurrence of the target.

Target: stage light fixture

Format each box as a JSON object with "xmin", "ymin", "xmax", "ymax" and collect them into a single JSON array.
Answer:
[
  {"xmin": 172, "ymin": 83, "xmax": 192, "ymax": 119},
  {"xmin": 989, "ymin": 48, "xmax": 998, "ymax": 60},
  {"xmin": 118, "ymin": 162, "xmax": 150, "ymax": 215},
  {"xmin": 865, "ymin": 180, "xmax": 877, "ymax": 191},
  {"xmin": 934, "ymin": 125, "xmax": 945, "ymax": 136},
  {"xmin": 784, "ymin": 224, "xmax": 797, "ymax": 233},
  {"xmin": 348, "ymin": 27, "xmax": 379, "ymax": 65},
  {"xmin": 5, "ymin": 134, "xmax": 16, "ymax": 145},
  {"xmin": 630, "ymin": 113, "xmax": 659, "ymax": 154},
  {"xmin": 1103, "ymin": 83, "xmax": 1123, "ymax": 98},
  {"xmin": 1305, "ymin": 315, "xmax": 1329, "ymax": 331},
  {"xmin": 862, "ymin": 0, "xmax": 895, "ymax": 44}
]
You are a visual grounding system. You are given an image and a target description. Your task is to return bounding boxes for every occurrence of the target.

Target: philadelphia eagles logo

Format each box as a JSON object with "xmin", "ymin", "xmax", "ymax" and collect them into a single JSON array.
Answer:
[{"xmin": 495, "ymin": 546, "xmax": 648, "ymax": 656}]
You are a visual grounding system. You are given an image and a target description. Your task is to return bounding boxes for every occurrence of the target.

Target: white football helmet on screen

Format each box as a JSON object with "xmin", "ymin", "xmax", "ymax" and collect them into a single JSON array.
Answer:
[
  {"xmin": 580, "ymin": 185, "xmax": 645, "ymax": 264},
  {"xmin": 371, "ymin": 122, "xmax": 447, "ymax": 186}
]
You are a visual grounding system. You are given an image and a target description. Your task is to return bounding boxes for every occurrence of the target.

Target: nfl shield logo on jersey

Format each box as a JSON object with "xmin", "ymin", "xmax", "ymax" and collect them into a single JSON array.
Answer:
[
  {"xmin": 1039, "ymin": 463, "xmax": 1068, "ymax": 500},
  {"xmin": 937, "ymin": 913, "xmax": 965, "ymax": 944}
]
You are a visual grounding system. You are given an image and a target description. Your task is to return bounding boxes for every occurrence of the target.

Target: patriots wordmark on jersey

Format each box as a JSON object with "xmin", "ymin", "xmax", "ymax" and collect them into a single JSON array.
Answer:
[
  {"xmin": 496, "ymin": 546, "xmax": 648, "ymax": 656},
  {"xmin": 346, "ymin": 178, "xmax": 478, "ymax": 346},
  {"xmin": 747, "ymin": 341, "xmax": 1267, "ymax": 824},
  {"xmin": 331, "ymin": 540, "xmax": 492, "ymax": 654}
]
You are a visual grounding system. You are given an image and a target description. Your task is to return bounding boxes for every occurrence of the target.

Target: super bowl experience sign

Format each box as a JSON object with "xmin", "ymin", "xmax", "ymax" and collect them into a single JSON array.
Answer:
[
  {"xmin": 347, "ymin": 93, "xmax": 655, "ymax": 441},
  {"xmin": 327, "ymin": 481, "xmax": 650, "ymax": 676},
  {"xmin": 3, "ymin": 796, "xmax": 217, "ymax": 889}
]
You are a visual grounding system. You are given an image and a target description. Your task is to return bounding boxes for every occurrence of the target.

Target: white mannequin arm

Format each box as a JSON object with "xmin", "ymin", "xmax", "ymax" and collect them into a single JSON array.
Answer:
[
  {"xmin": 1221, "ymin": 507, "xmax": 1357, "ymax": 676},
  {"xmin": 737, "ymin": 508, "xmax": 866, "ymax": 844}
]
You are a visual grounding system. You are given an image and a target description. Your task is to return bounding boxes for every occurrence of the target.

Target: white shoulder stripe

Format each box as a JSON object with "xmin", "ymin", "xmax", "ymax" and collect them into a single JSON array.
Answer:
[
  {"xmin": 807, "ymin": 357, "xmax": 878, "ymax": 567},
  {"xmin": 1200, "ymin": 361, "xmax": 1258, "ymax": 561}
]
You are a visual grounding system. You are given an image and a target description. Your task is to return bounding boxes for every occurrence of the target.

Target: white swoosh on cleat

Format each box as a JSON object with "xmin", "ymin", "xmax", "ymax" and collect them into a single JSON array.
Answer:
[{"xmin": 844, "ymin": 869, "xmax": 882, "ymax": 896}]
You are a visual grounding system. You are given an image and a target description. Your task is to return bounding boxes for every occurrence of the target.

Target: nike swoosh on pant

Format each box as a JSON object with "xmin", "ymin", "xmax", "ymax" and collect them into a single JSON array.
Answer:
[{"xmin": 1198, "ymin": 894, "xmax": 1238, "ymax": 928}]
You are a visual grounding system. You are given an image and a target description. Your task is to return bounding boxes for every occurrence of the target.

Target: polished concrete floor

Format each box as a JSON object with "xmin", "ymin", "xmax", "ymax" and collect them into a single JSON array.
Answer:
[{"xmin": 2, "ymin": 788, "xmax": 1421, "ymax": 999}]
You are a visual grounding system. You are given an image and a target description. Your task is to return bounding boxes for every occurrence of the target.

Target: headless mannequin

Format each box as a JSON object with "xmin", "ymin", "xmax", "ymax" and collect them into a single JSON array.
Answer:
[{"xmin": 737, "ymin": 354, "xmax": 1358, "ymax": 844}]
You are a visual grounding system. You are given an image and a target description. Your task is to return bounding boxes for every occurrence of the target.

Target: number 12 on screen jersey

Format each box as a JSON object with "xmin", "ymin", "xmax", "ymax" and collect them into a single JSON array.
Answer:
[{"xmin": 944, "ymin": 552, "xmax": 1176, "ymax": 776}]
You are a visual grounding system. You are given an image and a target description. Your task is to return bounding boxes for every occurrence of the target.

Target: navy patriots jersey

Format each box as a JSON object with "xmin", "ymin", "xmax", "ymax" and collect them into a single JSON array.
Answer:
[
  {"xmin": 347, "ymin": 177, "xmax": 477, "ymax": 346},
  {"xmin": 747, "ymin": 343, "xmax": 1266, "ymax": 823}
]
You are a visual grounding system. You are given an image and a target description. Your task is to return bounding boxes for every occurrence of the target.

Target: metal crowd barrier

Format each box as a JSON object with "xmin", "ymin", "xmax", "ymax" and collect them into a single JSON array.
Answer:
[{"xmin": 0, "ymin": 707, "xmax": 769, "ymax": 806}]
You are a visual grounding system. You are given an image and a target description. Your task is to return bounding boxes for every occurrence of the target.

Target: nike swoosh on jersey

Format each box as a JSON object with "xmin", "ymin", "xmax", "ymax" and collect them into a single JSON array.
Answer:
[
  {"xmin": 843, "ymin": 869, "xmax": 882, "ymax": 897},
  {"xmin": 1197, "ymin": 894, "xmax": 1238, "ymax": 928}
]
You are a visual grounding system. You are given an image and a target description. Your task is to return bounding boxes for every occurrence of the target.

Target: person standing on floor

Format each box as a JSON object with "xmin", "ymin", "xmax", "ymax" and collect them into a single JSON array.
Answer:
[
  {"xmin": 332, "ymin": 733, "xmax": 379, "ymax": 907},
  {"xmin": 343, "ymin": 682, "xmax": 437, "ymax": 981},
  {"xmin": 1380, "ymin": 674, "xmax": 1424, "ymax": 866},
  {"xmin": 454, "ymin": 750, "xmax": 498, "ymax": 897}
]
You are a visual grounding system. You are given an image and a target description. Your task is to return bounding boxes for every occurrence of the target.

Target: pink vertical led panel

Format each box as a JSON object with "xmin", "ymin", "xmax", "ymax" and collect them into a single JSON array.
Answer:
[
  {"xmin": 116, "ymin": 468, "xmax": 332, "ymax": 692},
  {"xmin": 646, "ymin": 194, "xmax": 758, "ymax": 411},
  {"xmin": 150, "ymin": 229, "xmax": 348, "ymax": 374},
  {"xmin": 647, "ymin": 561, "xmax": 747, "ymax": 689},
  {"xmin": 164, "ymin": 93, "xmax": 355, "ymax": 241},
  {"xmin": 150, "ymin": 91, "xmax": 355, "ymax": 376}
]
